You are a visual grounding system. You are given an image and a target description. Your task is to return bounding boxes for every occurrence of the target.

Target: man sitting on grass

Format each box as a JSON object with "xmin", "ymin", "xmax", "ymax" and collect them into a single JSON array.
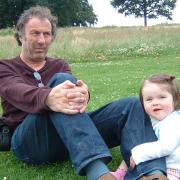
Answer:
[{"xmin": 0, "ymin": 6, "xmax": 167, "ymax": 180}]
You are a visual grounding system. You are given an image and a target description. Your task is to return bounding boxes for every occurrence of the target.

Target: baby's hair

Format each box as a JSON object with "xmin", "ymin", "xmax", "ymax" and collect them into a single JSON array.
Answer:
[{"xmin": 139, "ymin": 73, "xmax": 180, "ymax": 110}]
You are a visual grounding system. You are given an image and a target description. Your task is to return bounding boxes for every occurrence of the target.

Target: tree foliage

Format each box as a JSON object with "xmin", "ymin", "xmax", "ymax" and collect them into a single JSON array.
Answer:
[
  {"xmin": 49, "ymin": 0, "xmax": 97, "ymax": 27},
  {"xmin": 0, "ymin": 0, "xmax": 97, "ymax": 29},
  {"xmin": 110, "ymin": 0, "xmax": 177, "ymax": 26}
]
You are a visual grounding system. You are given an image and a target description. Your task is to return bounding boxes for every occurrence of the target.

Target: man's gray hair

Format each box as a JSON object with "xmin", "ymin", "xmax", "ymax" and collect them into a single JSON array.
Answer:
[{"xmin": 15, "ymin": 6, "xmax": 58, "ymax": 46}]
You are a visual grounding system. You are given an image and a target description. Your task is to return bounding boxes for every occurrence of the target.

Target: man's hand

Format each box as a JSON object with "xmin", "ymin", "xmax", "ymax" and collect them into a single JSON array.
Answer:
[
  {"xmin": 46, "ymin": 80, "xmax": 89, "ymax": 114},
  {"xmin": 75, "ymin": 80, "xmax": 89, "ymax": 113}
]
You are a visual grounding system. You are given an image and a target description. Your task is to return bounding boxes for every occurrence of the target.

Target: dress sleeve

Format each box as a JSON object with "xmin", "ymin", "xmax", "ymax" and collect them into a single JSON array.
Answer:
[{"xmin": 131, "ymin": 112, "xmax": 180, "ymax": 165}]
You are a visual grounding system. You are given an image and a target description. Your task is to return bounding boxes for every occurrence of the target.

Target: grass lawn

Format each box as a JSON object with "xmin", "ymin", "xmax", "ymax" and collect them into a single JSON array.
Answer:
[{"xmin": 0, "ymin": 25, "xmax": 180, "ymax": 179}]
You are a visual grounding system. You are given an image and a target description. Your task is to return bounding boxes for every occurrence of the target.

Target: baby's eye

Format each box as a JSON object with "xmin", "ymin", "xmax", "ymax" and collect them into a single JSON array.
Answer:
[
  {"xmin": 145, "ymin": 98, "xmax": 152, "ymax": 101},
  {"xmin": 159, "ymin": 96, "xmax": 166, "ymax": 99}
]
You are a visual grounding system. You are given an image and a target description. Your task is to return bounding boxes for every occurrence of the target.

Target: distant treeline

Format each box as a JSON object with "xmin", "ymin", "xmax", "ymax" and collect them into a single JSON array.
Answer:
[{"xmin": 0, "ymin": 0, "xmax": 97, "ymax": 29}]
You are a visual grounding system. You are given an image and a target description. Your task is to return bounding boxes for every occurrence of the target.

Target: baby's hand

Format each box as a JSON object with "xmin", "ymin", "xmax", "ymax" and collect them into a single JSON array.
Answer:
[{"xmin": 130, "ymin": 156, "xmax": 136, "ymax": 169}]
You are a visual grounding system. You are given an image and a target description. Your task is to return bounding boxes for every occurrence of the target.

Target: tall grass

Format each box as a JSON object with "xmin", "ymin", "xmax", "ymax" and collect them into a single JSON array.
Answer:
[
  {"xmin": 1, "ymin": 25, "xmax": 180, "ymax": 61},
  {"xmin": 54, "ymin": 26, "xmax": 180, "ymax": 60},
  {"xmin": 0, "ymin": 25, "xmax": 180, "ymax": 179}
]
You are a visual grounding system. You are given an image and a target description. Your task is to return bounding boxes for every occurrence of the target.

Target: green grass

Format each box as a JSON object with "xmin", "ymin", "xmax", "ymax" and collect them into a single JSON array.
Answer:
[{"xmin": 0, "ymin": 25, "xmax": 180, "ymax": 179}]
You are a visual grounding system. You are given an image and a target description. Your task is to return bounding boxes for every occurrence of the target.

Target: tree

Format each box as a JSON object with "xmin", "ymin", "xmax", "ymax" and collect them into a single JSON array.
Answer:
[
  {"xmin": 0, "ymin": 0, "xmax": 97, "ymax": 29},
  {"xmin": 72, "ymin": 0, "xmax": 98, "ymax": 26},
  {"xmin": 49, "ymin": 0, "xmax": 97, "ymax": 27},
  {"xmin": 110, "ymin": 0, "xmax": 177, "ymax": 26},
  {"xmin": 0, "ymin": 0, "xmax": 43, "ymax": 28},
  {"xmin": 0, "ymin": 1, "xmax": 10, "ymax": 28}
]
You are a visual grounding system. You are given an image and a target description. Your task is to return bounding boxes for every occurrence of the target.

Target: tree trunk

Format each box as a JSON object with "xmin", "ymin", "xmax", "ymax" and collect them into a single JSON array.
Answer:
[
  {"xmin": 144, "ymin": 15, "xmax": 147, "ymax": 26},
  {"xmin": 143, "ymin": 0, "xmax": 147, "ymax": 26}
]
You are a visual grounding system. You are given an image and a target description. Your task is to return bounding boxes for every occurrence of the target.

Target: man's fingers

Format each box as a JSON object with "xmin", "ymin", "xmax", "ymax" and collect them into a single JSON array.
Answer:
[
  {"xmin": 79, "ymin": 106, "xmax": 86, "ymax": 113},
  {"xmin": 62, "ymin": 108, "xmax": 80, "ymax": 114},
  {"xmin": 76, "ymin": 80, "xmax": 83, "ymax": 86},
  {"xmin": 67, "ymin": 91, "xmax": 85, "ymax": 99},
  {"xmin": 46, "ymin": 80, "xmax": 88, "ymax": 113},
  {"xmin": 62, "ymin": 80, "xmax": 75, "ymax": 89}
]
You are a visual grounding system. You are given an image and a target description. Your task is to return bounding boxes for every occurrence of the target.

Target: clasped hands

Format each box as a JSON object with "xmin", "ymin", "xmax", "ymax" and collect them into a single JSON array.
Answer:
[{"xmin": 46, "ymin": 80, "xmax": 89, "ymax": 114}]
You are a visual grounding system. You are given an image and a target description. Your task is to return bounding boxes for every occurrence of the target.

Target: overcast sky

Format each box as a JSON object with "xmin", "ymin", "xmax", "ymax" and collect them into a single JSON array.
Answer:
[{"xmin": 88, "ymin": 0, "xmax": 180, "ymax": 27}]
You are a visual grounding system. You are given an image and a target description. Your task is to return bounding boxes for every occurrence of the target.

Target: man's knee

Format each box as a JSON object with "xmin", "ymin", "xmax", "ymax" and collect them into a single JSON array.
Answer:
[
  {"xmin": 114, "ymin": 96, "xmax": 140, "ymax": 110},
  {"xmin": 48, "ymin": 73, "xmax": 77, "ymax": 87}
]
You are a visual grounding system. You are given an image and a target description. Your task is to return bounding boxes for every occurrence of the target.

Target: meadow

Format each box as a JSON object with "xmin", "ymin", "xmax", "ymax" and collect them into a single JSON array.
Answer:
[{"xmin": 0, "ymin": 25, "xmax": 180, "ymax": 179}]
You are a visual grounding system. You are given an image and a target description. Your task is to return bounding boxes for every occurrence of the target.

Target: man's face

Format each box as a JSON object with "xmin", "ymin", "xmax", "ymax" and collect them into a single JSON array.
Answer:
[{"xmin": 21, "ymin": 17, "xmax": 53, "ymax": 61}]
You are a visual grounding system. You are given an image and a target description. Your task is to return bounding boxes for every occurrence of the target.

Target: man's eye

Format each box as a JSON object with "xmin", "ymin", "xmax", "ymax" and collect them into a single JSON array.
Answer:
[
  {"xmin": 32, "ymin": 32, "xmax": 40, "ymax": 35},
  {"xmin": 44, "ymin": 32, "xmax": 51, "ymax": 36}
]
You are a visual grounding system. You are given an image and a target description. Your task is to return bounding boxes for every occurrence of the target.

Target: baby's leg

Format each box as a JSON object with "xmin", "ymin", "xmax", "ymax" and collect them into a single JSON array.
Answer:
[{"xmin": 111, "ymin": 160, "xmax": 128, "ymax": 179}]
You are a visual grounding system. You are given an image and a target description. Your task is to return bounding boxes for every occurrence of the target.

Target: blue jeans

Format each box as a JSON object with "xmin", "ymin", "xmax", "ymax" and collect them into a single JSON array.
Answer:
[{"xmin": 11, "ymin": 73, "xmax": 166, "ymax": 179}]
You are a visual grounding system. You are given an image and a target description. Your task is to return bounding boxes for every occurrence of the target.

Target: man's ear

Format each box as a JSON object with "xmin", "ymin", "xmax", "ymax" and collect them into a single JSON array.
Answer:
[{"xmin": 19, "ymin": 35, "xmax": 23, "ymax": 43}]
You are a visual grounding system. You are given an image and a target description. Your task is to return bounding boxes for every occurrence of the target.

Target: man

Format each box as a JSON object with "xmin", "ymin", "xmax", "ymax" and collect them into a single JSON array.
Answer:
[{"xmin": 0, "ymin": 6, "xmax": 167, "ymax": 180}]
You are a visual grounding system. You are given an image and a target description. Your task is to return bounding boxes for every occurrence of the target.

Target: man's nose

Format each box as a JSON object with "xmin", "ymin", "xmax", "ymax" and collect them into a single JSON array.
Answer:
[{"xmin": 37, "ymin": 33, "xmax": 45, "ymax": 44}]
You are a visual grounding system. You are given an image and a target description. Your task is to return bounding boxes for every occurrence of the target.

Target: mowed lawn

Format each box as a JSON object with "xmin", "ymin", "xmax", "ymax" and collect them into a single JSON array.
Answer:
[{"xmin": 0, "ymin": 25, "xmax": 180, "ymax": 179}]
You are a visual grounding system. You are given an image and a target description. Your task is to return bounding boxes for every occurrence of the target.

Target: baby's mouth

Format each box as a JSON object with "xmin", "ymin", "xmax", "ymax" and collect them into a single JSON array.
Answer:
[{"xmin": 153, "ymin": 108, "xmax": 161, "ymax": 112}]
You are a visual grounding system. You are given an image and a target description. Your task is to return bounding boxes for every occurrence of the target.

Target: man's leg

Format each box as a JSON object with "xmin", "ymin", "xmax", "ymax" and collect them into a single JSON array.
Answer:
[
  {"xmin": 11, "ymin": 112, "xmax": 114, "ymax": 180},
  {"xmin": 48, "ymin": 73, "xmax": 112, "ymax": 177},
  {"xmin": 12, "ymin": 73, "xmax": 114, "ymax": 179},
  {"xmin": 11, "ymin": 113, "xmax": 69, "ymax": 164},
  {"xmin": 89, "ymin": 97, "xmax": 167, "ymax": 179}
]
